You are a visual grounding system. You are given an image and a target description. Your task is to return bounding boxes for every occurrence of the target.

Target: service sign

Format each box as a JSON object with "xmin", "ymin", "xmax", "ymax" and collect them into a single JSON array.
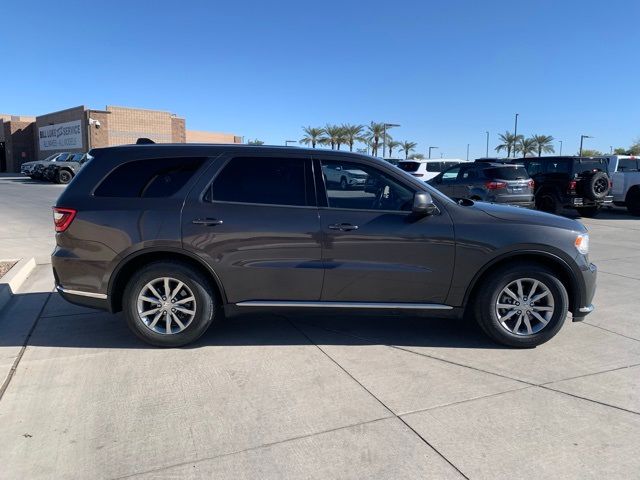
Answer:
[{"xmin": 39, "ymin": 120, "xmax": 83, "ymax": 151}]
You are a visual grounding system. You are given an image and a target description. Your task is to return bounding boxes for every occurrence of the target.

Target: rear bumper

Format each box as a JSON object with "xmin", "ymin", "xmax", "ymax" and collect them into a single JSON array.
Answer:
[
  {"xmin": 55, "ymin": 285, "xmax": 109, "ymax": 311},
  {"xmin": 569, "ymin": 195, "xmax": 613, "ymax": 207}
]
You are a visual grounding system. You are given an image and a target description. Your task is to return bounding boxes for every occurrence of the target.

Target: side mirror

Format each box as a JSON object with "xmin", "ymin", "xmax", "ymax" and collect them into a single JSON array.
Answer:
[{"xmin": 412, "ymin": 192, "xmax": 437, "ymax": 216}]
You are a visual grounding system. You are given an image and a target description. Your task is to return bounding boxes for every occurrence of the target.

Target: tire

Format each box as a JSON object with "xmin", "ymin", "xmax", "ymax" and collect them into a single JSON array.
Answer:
[
  {"xmin": 626, "ymin": 188, "xmax": 640, "ymax": 216},
  {"xmin": 340, "ymin": 177, "xmax": 348, "ymax": 190},
  {"xmin": 575, "ymin": 206, "xmax": 600, "ymax": 217},
  {"xmin": 57, "ymin": 169, "xmax": 73, "ymax": 184},
  {"xmin": 535, "ymin": 191, "xmax": 561, "ymax": 215},
  {"xmin": 123, "ymin": 261, "xmax": 216, "ymax": 347},
  {"xmin": 583, "ymin": 171, "xmax": 609, "ymax": 200},
  {"xmin": 473, "ymin": 262, "xmax": 568, "ymax": 348}
]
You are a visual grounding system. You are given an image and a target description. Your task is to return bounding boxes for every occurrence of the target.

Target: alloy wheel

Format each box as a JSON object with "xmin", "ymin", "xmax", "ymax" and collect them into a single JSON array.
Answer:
[
  {"xmin": 136, "ymin": 277, "xmax": 197, "ymax": 335},
  {"xmin": 495, "ymin": 278, "xmax": 555, "ymax": 336}
]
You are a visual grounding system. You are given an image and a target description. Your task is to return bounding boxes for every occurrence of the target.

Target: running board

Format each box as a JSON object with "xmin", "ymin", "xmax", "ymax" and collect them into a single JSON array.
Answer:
[{"xmin": 235, "ymin": 301, "xmax": 452, "ymax": 310}]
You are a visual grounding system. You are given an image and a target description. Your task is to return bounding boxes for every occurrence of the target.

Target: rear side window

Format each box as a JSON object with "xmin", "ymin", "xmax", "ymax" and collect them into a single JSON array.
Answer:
[
  {"xmin": 426, "ymin": 162, "xmax": 442, "ymax": 172},
  {"xmin": 617, "ymin": 158, "xmax": 639, "ymax": 172},
  {"xmin": 397, "ymin": 161, "xmax": 420, "ymax": 173},
  {"xmin": 573, "ymin": 158, "xmax": 608, "ymax": 175},
  {"xmin": 483, "ymin": 166, "xmax": 529, "ymax": 180},
  {"xmin": 94, "ymin": 157, "xmax": 205, "ymax": 197},
  {"xmin": 209, "ymin": 157, "xmax": 313, "ymax": 206}
]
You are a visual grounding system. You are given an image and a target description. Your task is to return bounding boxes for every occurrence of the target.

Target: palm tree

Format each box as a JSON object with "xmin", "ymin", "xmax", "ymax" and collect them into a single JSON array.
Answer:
[
  {"xmin": 300, "ymin": 126, "xmax": 325, "ymax": 148},
  {"xmin": 322, "ymin": 124, "xmax": 345, "ymax": 150},
  {"xmin": 387, "ymin": 140, "xmax": 400, "ymax": 158},
  {"xmin": 247, "ymin": 139, "xmax": 264, "ymax": 145},
  {"xmin": 366, "ymin": 122, "xmax": 386, "ymax": 157},
  {"xmin": 400, "ymin": 141, "xmax": 417, "ymax": 159},
  {"xmin": 341, "ymin": 124, "xmax": 365, "ymax": 152},
  {"xmin": 531, "ymin": 134, "xmax": 555, "ymax": 156},
  {"xmin": 409, "ymin": 153, "xmax": 425, "ymax": 160},
  {"xmin": 516, "ymin": 137, "xmax": 537, "ymax": 157},
  {"xmin": 495, "ymin": 131, "xmax": 522, "ymax": 157}
]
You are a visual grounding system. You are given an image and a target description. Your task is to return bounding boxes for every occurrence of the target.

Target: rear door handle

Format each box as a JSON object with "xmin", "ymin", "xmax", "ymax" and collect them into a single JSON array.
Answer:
[
  {"xmin": 328, "ymin": 223, "xmax": 359, "ymax": 232},
  {"xmin": 192, "ymin": 218, "xmax": 223, "ymax": 226}
]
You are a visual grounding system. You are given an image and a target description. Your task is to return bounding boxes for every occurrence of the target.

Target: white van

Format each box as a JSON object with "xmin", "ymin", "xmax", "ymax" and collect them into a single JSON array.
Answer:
[{"xmin": 397, "ymin": 158, "xmax": 470, "ymax": 181}]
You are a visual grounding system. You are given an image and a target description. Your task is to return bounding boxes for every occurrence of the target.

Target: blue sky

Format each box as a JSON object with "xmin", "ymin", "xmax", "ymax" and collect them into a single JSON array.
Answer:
[{"xmin": 3, "ymin": 0, "xmax": 639, "ymax": 158}]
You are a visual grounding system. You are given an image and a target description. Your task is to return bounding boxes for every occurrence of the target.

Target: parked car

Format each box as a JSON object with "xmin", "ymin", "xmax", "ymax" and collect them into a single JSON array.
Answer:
[
  {"xmin": 397, "ymin": 158, "xmax": 469, "ymax": 181},
  {"xmin": 44, "ymin": 153, "xmax": 88, "ymax": 184},
  {"xmin": 21, "ymin": 152, "xmax": 70, "ymax": 179},
  {"xmin": 52, "ymin": 143, "xmax": 596, "ymax": 349},
  {"xmin": 607, "ymin": 155, "xmax": 640, "ymax": 216},
  {"xmin": 515, "ymin": 156, "xmax": 612, "ymax": 217},
  {"xmin": 428, "ymin": 162, "xmax": 535, "ymax": 208},
  {"xmin": 322, "ymin": 162, "xmax": 368, "ymax": 189}
]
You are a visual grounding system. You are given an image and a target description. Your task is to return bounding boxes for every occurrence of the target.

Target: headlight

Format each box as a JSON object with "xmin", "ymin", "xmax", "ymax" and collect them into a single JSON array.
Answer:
[{"xmin": 575, "ymin": 233, "xmax": 589, "ymax": 255}]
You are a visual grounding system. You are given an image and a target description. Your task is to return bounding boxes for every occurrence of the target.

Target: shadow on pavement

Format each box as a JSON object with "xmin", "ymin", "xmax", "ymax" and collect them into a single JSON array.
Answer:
[{"xmin": 0, "ymin": 293, "xmax": 499, "ymax": 350}]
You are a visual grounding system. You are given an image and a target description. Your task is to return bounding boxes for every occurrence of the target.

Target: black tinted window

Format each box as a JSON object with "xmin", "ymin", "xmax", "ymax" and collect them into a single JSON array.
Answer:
[
  {"xmin": 546, "ymin": 159, "xmax": 570, "ymax": 174},
  {"xmin": 397, "ymin": 161, "xmax": 420, "ymax": 172},
  {"xmin": 484, "ymin": 166, "xmax": 529, "ymax": 180},
  {"xmin": 617, "ymin": 158, "xmax": 639, "ymax": 172},
  {"xmin": 322, "ymin": 160, "xmax": 414, "ymax": 211},
  {"xmin": 524, "ymin": 161, "xmax": 545, "ymax": 176},
  {"xmin": 95, "ymin": 157, "xmax": 205, "ymax": 197},
  {"xmin": 426, "ymin": 162, "xmax": 442, "ymax": 172},
  {"xmin": 574, "ymin": 158, "xmax": 608, "ymax": 175},
  {"xmin": 210, "ymin": 157, "xmax": 312, "ymax": 206}
]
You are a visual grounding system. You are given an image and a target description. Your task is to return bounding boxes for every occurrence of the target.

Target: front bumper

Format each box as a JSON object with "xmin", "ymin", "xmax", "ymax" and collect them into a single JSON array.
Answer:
[{"xmin": 572, "ymin": 261, "xmax": 597, "ymax": 321}]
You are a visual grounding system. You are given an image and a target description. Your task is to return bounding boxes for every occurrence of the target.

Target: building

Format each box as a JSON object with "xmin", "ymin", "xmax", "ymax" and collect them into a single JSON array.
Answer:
[{"xmin": 0, "ymin": 105, "xmax": 242, "ymax": 172}]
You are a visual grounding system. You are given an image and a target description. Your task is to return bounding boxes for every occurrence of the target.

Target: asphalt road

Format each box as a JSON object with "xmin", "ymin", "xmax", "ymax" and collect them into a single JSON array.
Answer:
[{"xmin": 0, "ymin": 174, "xmax": 639, "ymax": 479}]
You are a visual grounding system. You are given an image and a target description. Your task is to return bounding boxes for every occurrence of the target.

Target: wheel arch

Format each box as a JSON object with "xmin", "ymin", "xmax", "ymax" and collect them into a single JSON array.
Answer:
[
  {"xmin": 462, "ymin": 251, "xmax": 580, "ymax": 316},
  {"xmin": 108, "ymin": 248, "xmax": 227, "ymax": 313},
  {"xmin": 625, "ymin": 184, "xmax": 640, "ymax": 203}
]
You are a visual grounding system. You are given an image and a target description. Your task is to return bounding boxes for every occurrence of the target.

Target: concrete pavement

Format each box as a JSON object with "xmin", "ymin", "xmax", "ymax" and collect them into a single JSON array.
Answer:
[{"xmin": 0, "ymin": 176, "xmax": 638, "ymax": 479}]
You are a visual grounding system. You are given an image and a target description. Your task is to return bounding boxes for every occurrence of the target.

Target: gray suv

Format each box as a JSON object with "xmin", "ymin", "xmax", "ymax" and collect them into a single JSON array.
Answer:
[{"xmin": 52, "ymin": 143, "xmax": 596, "ymax": 348}]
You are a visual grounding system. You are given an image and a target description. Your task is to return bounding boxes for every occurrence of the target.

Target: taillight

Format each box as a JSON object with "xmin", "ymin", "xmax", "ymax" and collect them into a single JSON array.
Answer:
[
  {"xmin": 528, "ymin": 179, "xmax": 535, "ymax": 189},
  {"xmin": 485, "ymin": 181, "xmax": 507, "ymax": 190},
  {"xmin": 52, "ymin": 207, "xmax": 77, "ymax": 232},
  {"xmin": 568, "ymin": 180, "xmax": 577, "ymax": 194}
]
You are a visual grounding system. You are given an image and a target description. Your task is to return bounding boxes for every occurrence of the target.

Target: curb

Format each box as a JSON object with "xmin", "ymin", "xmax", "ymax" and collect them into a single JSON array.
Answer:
[{"xmin": 0, "ymin": 258, "xmax": 37, "ymax": 311}]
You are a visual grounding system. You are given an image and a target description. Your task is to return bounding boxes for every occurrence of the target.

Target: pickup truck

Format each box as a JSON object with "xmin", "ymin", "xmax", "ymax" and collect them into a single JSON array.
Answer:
[
  {"xmin": 43, "ymin": 152, "xmax": 88, "ymax": 184},
  {"xmin": 608, "ymin": 155, "xmax": 640, "ymax": 216}
]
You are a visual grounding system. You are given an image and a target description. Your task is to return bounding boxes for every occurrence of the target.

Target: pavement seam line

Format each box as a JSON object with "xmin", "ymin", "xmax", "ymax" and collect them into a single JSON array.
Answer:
[
  {"xmin": 0, "ymin": 291, "xmax": 52, "ymax": 402},
  {"xmin": 539, "ymin": 363, "xmax": 640, "ymax": 386},
  {"xmin": 286, "ymin": 317, "xmax": 471, "ymax": 480},
  {"xmin": 110, "ymin": 416, "xmax": 395, "ymax": 480},
  {"xmin": 538, "ymin": 384, "xmax": 640, "ymax": 416},
  {"xmin": 581, "ymin": 321, "xmax": 640, "ymax": 342},
  {"xmin": 597, "ymin": 269, "xmax": 640, "ymax": 282},
  {"xmin": 295, "ymin": 319, "xmax": 640, "ymax": 417}
]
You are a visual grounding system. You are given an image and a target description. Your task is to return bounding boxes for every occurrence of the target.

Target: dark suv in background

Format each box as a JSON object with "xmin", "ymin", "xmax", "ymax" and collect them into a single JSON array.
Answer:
[
  {"xmin": 52, "ymin": 143, "xmax": 596, "ymax": 349},
  {"xmin": 428, "ymin": 162, "xmax": 534, "ymax": 208},
  {"xmin": 515, "ymin": 156, "xmax": 612, "ymax": 217}
]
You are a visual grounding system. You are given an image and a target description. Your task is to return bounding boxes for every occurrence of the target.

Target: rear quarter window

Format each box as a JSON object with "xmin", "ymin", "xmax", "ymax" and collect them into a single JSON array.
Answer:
[
  {"xmin": 94, "ymin": 157, "xmax": 205, "ymax": 197},
  {"xmin": 617, "ymin": 158, "xmax": 639, "ymax": 172},
  {"xmin": 397, "ymin": 162, "xmax": 420, "ymax": 173}
]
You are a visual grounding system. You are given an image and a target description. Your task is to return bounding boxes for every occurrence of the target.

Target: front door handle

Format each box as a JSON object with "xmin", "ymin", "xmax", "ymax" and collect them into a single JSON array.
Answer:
[
  {"xmin": 192, "ymin": 218, "xmax": 223, "ymax": 226},
  {"xmin": 328, "ymin": 223, "xmax": 359, "ymax": 232}
]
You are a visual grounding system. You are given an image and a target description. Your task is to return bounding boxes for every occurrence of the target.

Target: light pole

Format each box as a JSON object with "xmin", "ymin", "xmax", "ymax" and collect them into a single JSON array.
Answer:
[
  {"xmin": 579, "ymin": 135, "xmax": 593, "ymax": 156},
  {"xmin": 285, "ymin": 140, "xmax": 297, "ymax": 146},
  {"xmin": 610, "ymin": 146, "xmax": 613, "ymax": 154},
  {"xmin": 559, "ymin": 140, "xmax": 563, "ymax": 156},
  {"xmin": 428, "ymin": 146, "xmax": 438, "ymax": 159},
  {"xmin": 513, "ymin": 113, "xmax": 519, "ymax": 158},
  {"xmin": 382, "ymin": 123, "xmax": 400, "ymax": 158},
  {"xmin": 466, "ymin": 143, "xmax": 470, "ymax": 161},
  {"xmin": 485, "ymin": 131, "xmax": 489, "ymax": 157}
]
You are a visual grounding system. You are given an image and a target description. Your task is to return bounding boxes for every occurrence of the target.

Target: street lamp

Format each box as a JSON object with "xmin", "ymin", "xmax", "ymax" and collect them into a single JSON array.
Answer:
[
  {"xmin": 513, "ymin": 113, "xmax": 519, "ymax": 158},
  {"xmin": 559, "ymin": 140, "xmax": 563, "ymax": 156},
  {"xmin": 428, "ymin": 146, "xmax": 438, "ymax": 159},
  {"xmin": 285, "ymin": 140, "xmax": 297, "ymax": 146},
  {"xmin": 579, "ymin": 135, "xmax": 593, "ymax": 156},
  {"xmin": 485, "ymin": 131, "xmax": 489, "ymax": 157},
  {"xmin": 466, "ymin": 143, "xmax": 470, "ymax": 161},
  {"xmin": 382, "ymin": 123, "xmax": 400, "ymax": 158}
]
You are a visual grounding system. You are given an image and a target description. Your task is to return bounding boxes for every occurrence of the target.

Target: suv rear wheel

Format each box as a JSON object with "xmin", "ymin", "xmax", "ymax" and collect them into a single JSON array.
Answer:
[
  {"xmin": 123, "ymin": 261, "xmax": 216, "ymax": 347},
  {"xmin": 535, "ymin": 191, "xmax": 561, "ymax": 215},
  {"xmin": 474, "ymin": 263, "xmax": 568, "ymax": 347}
]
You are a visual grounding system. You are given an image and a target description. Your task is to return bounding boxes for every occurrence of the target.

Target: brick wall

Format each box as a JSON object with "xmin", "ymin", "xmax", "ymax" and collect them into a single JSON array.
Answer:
[
  {"xmin": 186, "ymin": 130, "xmax": 242, "ymax": 144},
  {"xmin": 106, "ymin": 106, "xmax": 175, "ymax": 145},
  {"xmin": 171, "ymin": 117, "xmax": 186, "ymax": 143},
  {"xmin": 3, "ymin": 121, "xmax": 36, "ymax": 171}
]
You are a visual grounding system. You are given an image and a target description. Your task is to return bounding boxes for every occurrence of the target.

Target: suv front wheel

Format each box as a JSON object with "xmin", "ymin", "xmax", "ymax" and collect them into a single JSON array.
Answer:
[
  {"xmin": 474, "ymin": 263, "xmax": 568, "ymax": 348},
  {"xmin": 123, "ymin": 261, "xmax": 216, "ymax": 347}
]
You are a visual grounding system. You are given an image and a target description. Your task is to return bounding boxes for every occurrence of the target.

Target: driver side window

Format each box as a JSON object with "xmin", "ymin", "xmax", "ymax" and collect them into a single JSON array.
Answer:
[
  {"xmin": 321, "ymin": 160, "xmax": 415, "ymax": 211},
  {"xmin": 441, "ymin": 166, "xmax": 461, "ymax": 183}
]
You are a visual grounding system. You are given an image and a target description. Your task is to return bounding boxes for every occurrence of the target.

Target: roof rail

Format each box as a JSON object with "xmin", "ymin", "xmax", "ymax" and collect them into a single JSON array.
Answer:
[{"xmin": 136, "ymin": 137, "xmax": 155, "ymax": 145}]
